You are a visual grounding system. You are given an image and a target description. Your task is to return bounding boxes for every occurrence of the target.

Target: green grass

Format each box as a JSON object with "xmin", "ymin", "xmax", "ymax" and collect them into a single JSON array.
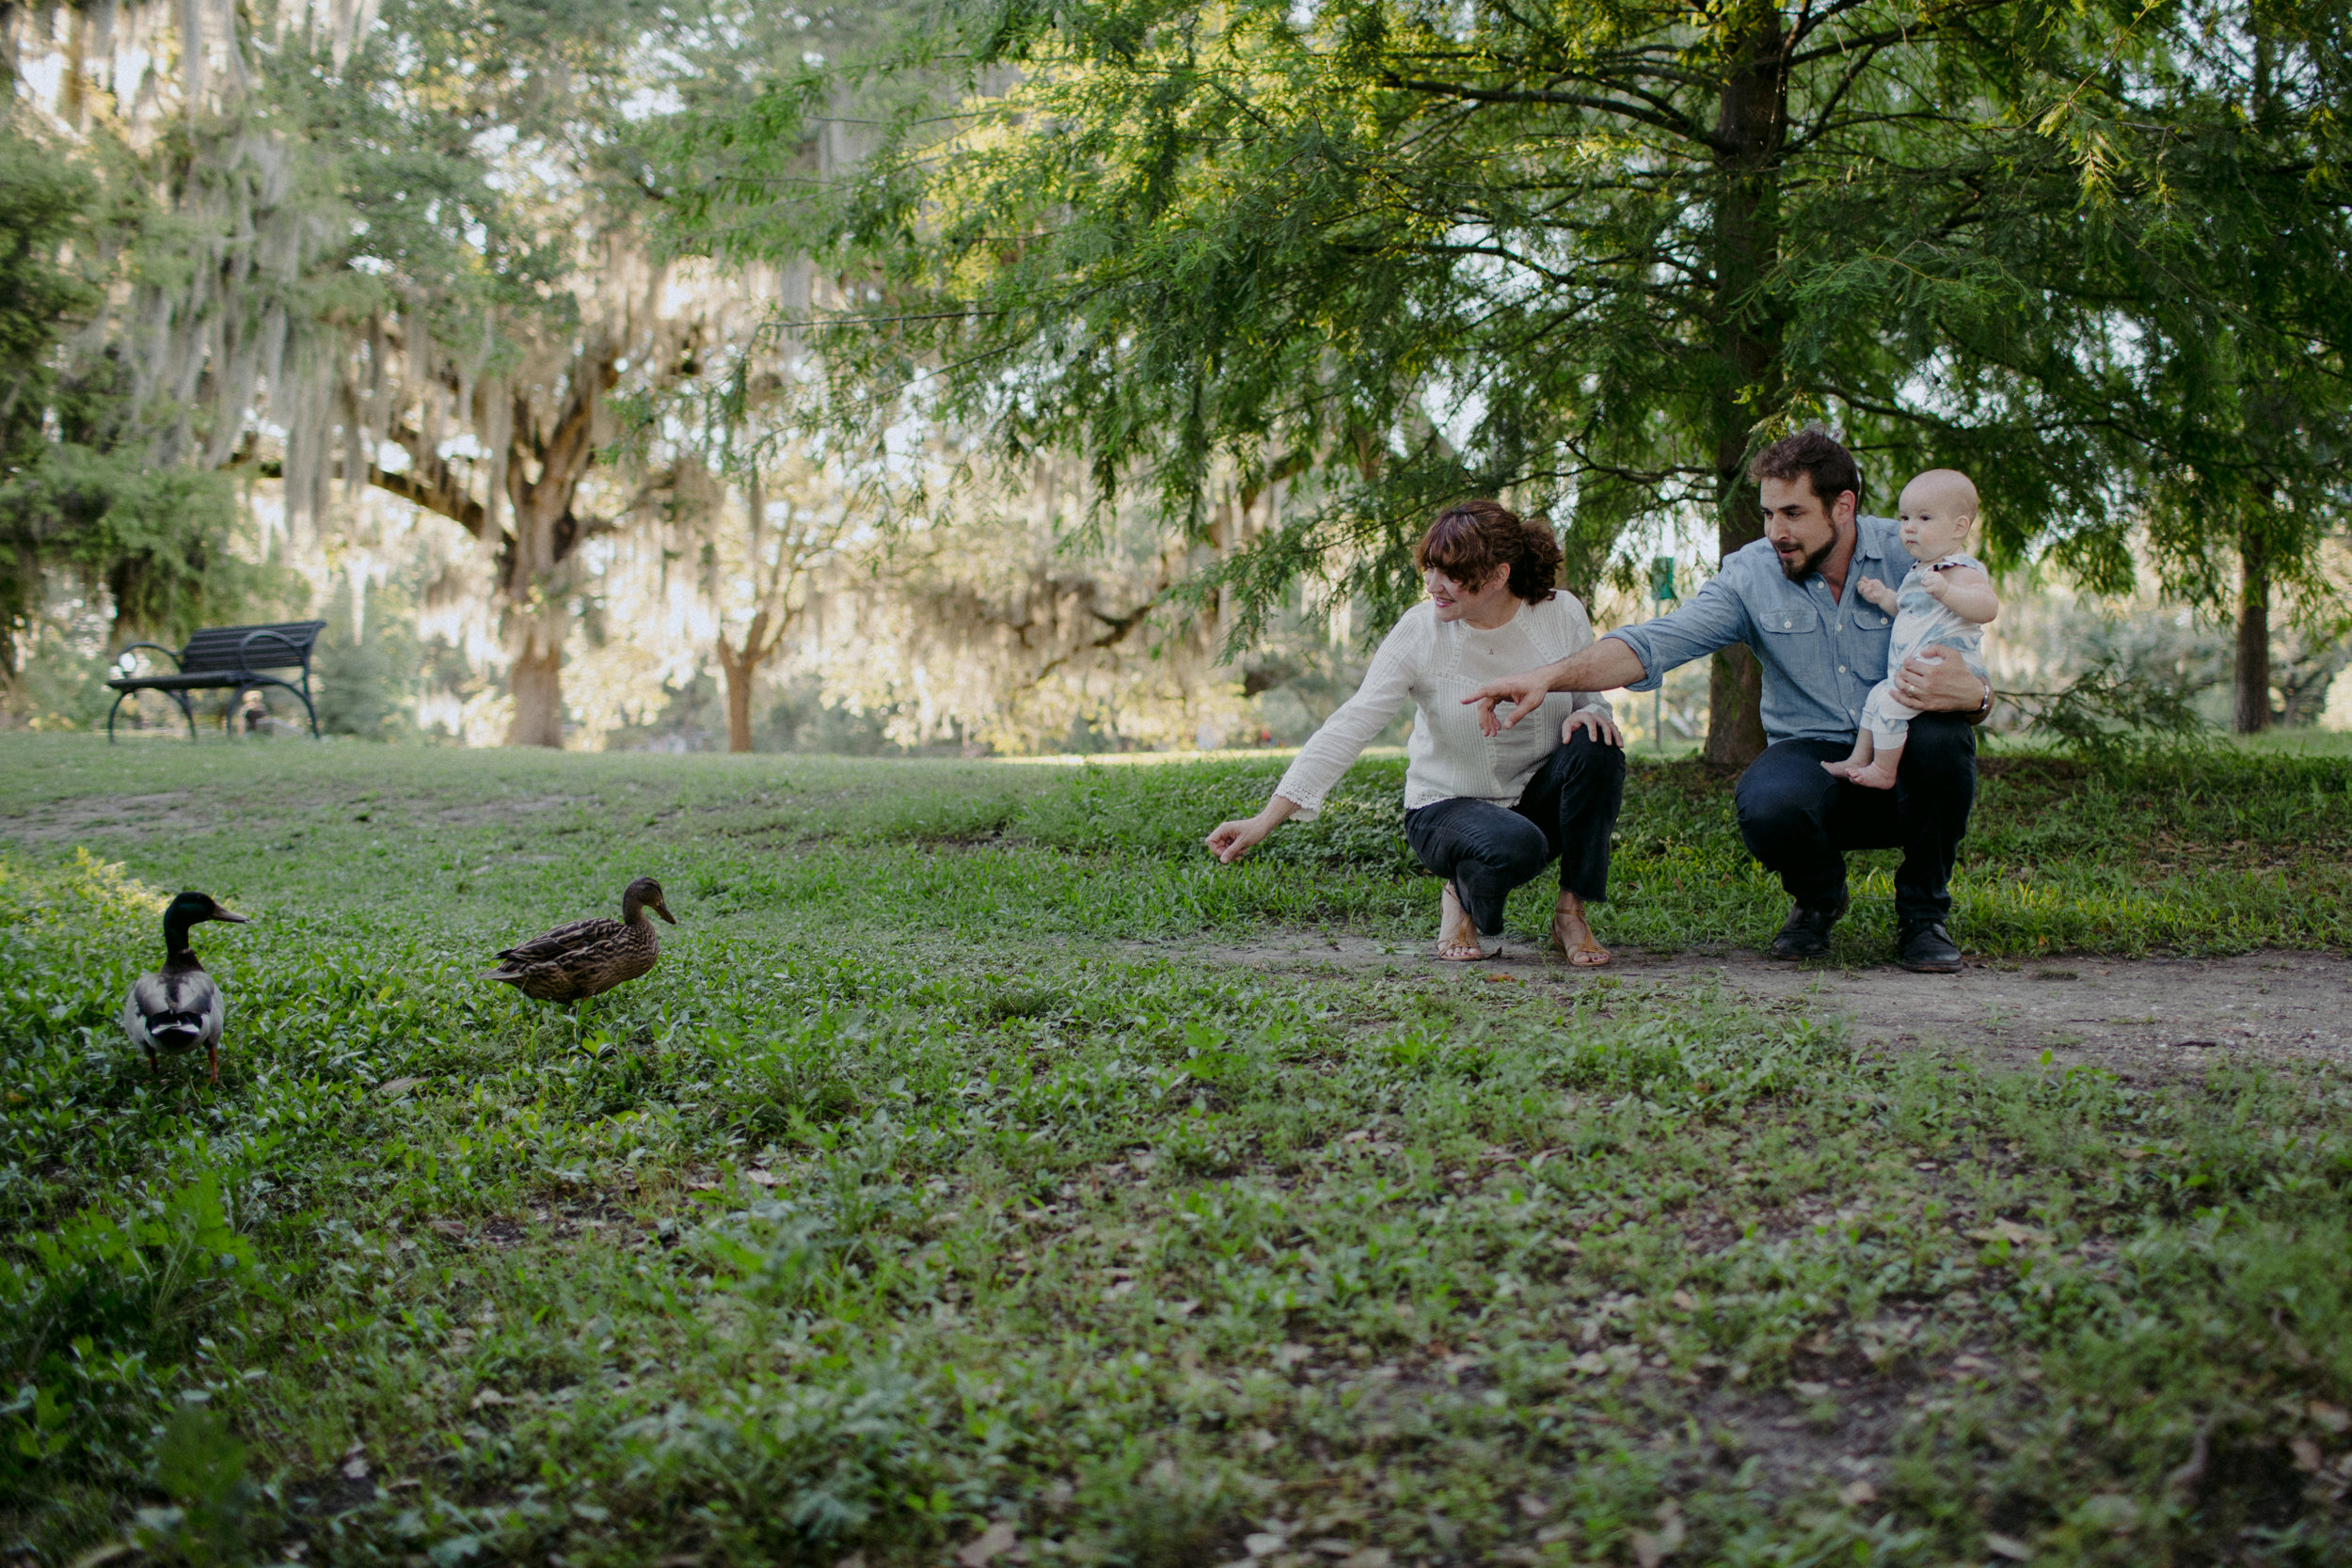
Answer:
[{"xmin": 1, "ymin": 734, "xmax": 2349, "ymax": 1567}]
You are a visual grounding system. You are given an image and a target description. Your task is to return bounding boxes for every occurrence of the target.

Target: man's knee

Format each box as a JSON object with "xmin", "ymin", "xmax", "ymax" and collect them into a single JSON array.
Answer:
[
  {"xmin": 1899, "ymin": 714, "xmax": 1978, "ymax": 784},
  {"xmin": 1735, "ymin": 746, "xmax": 1829, "ymax": 841}
]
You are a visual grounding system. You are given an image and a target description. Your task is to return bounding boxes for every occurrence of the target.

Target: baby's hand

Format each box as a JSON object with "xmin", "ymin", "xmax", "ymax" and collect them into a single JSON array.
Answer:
[
  {"xmin": 1857, "ymin": 576, "xmax": 1899, "ymax": 612},
  {"xmin": 1920, "ymin": 569, "xmax": 1951, "ymax": 602}
]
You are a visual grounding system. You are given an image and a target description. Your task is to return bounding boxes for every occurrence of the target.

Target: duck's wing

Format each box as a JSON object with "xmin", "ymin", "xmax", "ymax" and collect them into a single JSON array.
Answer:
[
  {"xmin": 124, "ymin": 970, "xmax": 224, "ymax": 1051},
  {"xmin": 120, "ymin": 978, "xmax": 155, "ymax": 1049},
  {"xmin": 496, "ymin": 916, "xmax": 623, "ymax": 965}
]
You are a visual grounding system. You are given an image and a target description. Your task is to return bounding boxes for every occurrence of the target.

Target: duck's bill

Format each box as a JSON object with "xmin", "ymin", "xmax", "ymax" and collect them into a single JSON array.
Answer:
[
  {"xmin": 655, "ymin": 903, "xmax": 677, "ymax": 925},
  {"xmin": 212, "ymin": 909, "xmax": 249, "ymax": 923}
]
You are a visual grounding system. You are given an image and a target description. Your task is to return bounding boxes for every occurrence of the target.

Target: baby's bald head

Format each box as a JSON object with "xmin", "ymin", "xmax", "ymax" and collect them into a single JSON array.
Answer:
[
  {"xmin": 1899, "ymin": 468, "xmax": 1979, "ymax": 521},
  {"xmin": 1897, "ymin": 468, "xmax": 1979, "ymax": 558}
]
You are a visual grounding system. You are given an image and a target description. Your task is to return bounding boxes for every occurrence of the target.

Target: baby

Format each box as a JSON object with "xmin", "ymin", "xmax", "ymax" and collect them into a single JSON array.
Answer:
[{"xmin": 1823, "ymin": 468, "xmax": 1998, "ymax": 790}]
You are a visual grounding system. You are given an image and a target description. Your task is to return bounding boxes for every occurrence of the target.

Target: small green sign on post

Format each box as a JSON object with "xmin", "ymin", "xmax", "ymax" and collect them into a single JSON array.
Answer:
[{"xmin": 1647, "ymin": 556, "xmax": 1677, "ymax": 752}]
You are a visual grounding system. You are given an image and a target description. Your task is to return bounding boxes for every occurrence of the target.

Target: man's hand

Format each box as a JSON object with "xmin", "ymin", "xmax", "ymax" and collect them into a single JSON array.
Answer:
[
  {"xmin": 1463, "ymin": 641, "xmax": 1647, "ymax": 735},
  {"xmin": 1464, "ymin": 670, "xmax": 1557, "ymax": 736},
  {"xmin": 1894, "ymin": 646, "xmax": 1991, "ymax": 713},
  {"xmin": 1857, "ymin": 576, "xmax": 1899, "ymax": 613},
  {"xmin": 1563, "ymin": 707, "xmax": 1625, "ymax": 748}
]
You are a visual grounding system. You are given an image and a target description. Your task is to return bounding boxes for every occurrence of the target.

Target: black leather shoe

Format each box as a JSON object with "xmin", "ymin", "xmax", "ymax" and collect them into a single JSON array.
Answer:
[
  {"xmin": 1768, "ymin": 893, "xmax": 1849, "ymax": 959},
  {"xmin": 1898, "ymin": 921, "xmax": 1963, "ymax": 974}
]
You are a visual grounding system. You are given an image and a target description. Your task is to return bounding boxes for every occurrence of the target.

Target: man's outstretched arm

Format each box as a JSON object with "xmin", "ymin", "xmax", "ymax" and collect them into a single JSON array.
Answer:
[{"xmin": 1464, "ymin": 637, "xmax": 1649, "ymax": 735}]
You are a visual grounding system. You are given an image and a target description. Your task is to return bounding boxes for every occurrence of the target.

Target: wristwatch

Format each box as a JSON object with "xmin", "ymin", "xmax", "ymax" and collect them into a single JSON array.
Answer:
[{"xmin": 1974, "ymin": 678, "xmax": 1994, "ymax": 721}]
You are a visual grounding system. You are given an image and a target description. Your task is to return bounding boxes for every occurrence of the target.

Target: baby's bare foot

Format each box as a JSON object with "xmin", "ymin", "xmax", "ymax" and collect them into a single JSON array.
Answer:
[
  {"xmin": 1550, "ymin": 893, "xmax": 1611, "ymax": 967},
  {"xmin": 1438, "ymin": 884, "xmax": 1496, "ymax": 961},
  {"xmin": 1845, "ymin": 762, "xmax": 1899, "ymax": 790}
]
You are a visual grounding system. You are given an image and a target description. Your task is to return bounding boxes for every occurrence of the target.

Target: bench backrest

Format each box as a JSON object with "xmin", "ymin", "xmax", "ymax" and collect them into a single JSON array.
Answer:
[{"xmin": 177, "ymin": 621, "xmax": 328, "ymax": 673}]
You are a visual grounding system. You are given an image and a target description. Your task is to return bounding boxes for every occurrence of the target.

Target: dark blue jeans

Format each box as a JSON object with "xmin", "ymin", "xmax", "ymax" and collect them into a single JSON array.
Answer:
[
  {"xmin": 1733, "ymin": 714, "xmax": 1977, "ymax": 927},
  {"xmin": 1402, "ymin": 733, "xmax": 1627, "ymax": 937}
]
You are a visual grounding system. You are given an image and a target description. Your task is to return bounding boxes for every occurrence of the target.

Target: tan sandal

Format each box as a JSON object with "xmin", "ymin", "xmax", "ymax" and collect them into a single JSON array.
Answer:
[
  {"xmin": 1438, "ymin": 882, "xmax": 1504, "ymax": 961},
  {"xmin": 1549, "ymin": 896, "xmax": 1612, "ymax": 967}
]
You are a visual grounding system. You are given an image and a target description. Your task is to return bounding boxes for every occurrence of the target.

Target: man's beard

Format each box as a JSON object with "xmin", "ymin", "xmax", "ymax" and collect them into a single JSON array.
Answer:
[{"xmin": 1777, "ymin": 536, "xmax": 1835, "ymax": 581}]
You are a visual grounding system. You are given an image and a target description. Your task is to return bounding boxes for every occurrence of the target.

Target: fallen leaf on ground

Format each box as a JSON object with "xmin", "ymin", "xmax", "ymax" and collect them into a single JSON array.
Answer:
[
  {"xmin": 958, "ymin": 1521, "xmax": 1018, "ymax": 1568},
  {"xmin": 1985, "ymin": 1534, "xmax": 2031, "ymax": 1560},
  {"xmin": 1630, "ymin": 1506, "xmax": 1684, "ymax": 1567}
]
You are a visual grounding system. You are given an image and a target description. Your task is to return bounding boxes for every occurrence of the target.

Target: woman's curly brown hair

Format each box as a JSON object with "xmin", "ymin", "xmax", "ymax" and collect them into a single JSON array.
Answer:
[{"xmin": 1414, "ymin": 499, "xmax": 1563, "ymax": 604}]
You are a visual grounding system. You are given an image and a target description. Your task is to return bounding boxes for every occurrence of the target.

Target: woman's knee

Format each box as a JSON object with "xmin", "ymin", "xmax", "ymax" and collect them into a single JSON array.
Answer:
[
  {"xmin": 1466, "ymin": 814, "xmax": 1554, "ymax": 884},
  {"xmin": 1562, "ymin": 730, "xmax": 1628, "ymax": 777}
]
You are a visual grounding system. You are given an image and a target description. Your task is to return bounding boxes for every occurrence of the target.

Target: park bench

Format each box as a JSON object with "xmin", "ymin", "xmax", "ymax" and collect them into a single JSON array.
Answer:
[{"xmin": 105, "ymin": 621, "xmax": 327, "ymax": 741}]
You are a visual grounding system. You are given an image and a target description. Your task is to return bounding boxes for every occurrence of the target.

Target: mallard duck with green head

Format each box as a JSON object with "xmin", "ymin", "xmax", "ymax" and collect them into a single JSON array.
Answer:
[
  {"xmin": 484, "ymin": 876, "xmax": 675, "ymax": 1004},
  {"xmin": 121, "ymin": 891, "xmax": 246, "ymax": 1084}
]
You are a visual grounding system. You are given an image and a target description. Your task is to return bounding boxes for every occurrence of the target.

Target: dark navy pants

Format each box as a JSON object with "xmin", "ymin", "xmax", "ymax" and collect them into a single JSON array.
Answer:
[
  {"xmin": 1402, "ymin": 733, "xmax": 1627, "ymax": 937},
  {"xmin": 1733, "ymin": 714, "xmax": 1977, "ymax": 927}
]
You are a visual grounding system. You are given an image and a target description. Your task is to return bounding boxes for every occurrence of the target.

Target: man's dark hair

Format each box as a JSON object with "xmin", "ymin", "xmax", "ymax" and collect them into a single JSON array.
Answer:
[{"xmin": 1749, "ymin": 427, "xmax": 1862, "ymax": 509}]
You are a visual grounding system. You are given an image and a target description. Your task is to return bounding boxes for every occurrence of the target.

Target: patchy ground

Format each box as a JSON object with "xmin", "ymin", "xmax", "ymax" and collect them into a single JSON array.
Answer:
[{"xmin": 1180, "ymin": 934, "xmax": 2352, "ymax": 1073}]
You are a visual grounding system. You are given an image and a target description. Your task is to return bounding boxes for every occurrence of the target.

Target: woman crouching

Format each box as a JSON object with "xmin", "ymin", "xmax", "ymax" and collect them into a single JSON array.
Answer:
[{"xmin": 1205, "ymin": 500, "xmax": 1627, "ymax": 963}]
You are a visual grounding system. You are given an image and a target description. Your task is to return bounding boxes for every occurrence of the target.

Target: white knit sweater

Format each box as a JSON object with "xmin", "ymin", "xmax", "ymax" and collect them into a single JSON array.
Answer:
[{"xmin": 1271, "ymin": 592, "xmax": 1612, "ymax": 820}]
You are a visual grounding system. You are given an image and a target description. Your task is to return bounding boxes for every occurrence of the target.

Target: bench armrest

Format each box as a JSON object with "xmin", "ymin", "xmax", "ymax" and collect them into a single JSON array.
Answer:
[
  {"xmin": 237, "ymin": 628, "xmax": 312, "ymax": 668},
  {"xmin": 113, "ymin": 641, "xmax": 183, "ymax": 673}
]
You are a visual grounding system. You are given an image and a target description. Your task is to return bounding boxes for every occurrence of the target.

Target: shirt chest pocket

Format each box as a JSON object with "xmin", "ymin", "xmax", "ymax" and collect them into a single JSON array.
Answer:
[
  {"xmin": 1760, "ymin": 606, "xmax": 1821, "ymax": 637},
  {"xmin": 1848, "ymin": 608, "xmax": 1893, "ymax": 681}
]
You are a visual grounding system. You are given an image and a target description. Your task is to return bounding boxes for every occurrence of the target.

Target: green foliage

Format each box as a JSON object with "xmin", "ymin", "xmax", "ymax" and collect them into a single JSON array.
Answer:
[
  {"xmin": 2102, "ymin": 2, "xmax": 2352, "ymax": 613},
  {"xmin": 314, "ymin": 581, "xmax": 421, "ymax": 741},
  {"xmin": 0, "ymin": 740, "xmax": 2349, "ymax": 1562},
  {"xmin": 0, "ymin": 129, "xmax": 273, "ymax": 674},
  {"xmin": 2006, "ymin": 657, "xmax": 2217, "ymax": 768},
  {"xmin": 0, "ymin": 1173, "xmax": 265, "ymax": 1495},
  {"xmin": 662, "ymin": 0, "xmax": 2343, "ymax": 655}
]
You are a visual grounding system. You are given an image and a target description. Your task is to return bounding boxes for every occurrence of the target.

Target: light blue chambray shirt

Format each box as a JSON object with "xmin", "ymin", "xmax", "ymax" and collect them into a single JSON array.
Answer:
[{"xmin": 1609, "ymin": 514, "xmax": 1967, "ymax": 746}]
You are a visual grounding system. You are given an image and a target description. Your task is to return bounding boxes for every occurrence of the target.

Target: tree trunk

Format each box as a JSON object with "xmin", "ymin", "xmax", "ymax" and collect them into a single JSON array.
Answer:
[
  {"xmin": 508, "ymin": 636, "xmax": 566, "ymax": 748},
  {"xmin": 1702, "ymin": 2, "xmax": 1788, "ymax": 768},
  {"xmin": 501, "ymin": 477, "xmax": 573, "ymax": 748},
  {"xmin": 2234, "ymin": 528, "xmax": 2271, "ymax": 734},
  {"xmin": 716, "ymin": 608, "xmax": 776, "ymax": 753},
  {"xmin": 495, "ymin": 354, "xmax": 619, "ymax": 747},
  {"xmin": 723, "ymin": 658, "xmax": 756, "ymax": 752}
]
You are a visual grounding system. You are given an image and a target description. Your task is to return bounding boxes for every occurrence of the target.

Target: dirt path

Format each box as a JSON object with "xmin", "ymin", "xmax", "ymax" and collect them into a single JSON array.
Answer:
[{"xmin": 1180, "ymin": 932, "xmax": 2350, "ymax": 1076}]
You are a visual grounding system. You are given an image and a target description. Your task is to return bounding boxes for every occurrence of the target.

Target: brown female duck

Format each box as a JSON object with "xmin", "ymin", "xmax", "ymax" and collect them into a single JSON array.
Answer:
[{"xmin": 484, "ymin": 877, "xmax": 675, "ymax": 1003}]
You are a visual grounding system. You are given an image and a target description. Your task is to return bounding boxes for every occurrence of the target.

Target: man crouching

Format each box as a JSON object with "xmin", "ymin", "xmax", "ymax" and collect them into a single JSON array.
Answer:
[{"xmin": 1461, "ymin": 428, "xmax": 1994, "ymax": 973}]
